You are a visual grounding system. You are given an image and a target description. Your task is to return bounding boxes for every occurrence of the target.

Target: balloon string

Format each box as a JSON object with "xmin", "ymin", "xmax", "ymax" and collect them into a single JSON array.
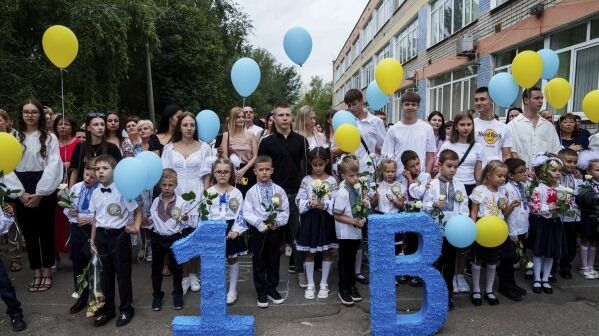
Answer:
[
  {"xmin": 60, "ymin": 68, "xmax": 67, "ymax": 183},
  {"xmin": 242, "ymin": 97, "xmax": 245, "ymax": 108}
]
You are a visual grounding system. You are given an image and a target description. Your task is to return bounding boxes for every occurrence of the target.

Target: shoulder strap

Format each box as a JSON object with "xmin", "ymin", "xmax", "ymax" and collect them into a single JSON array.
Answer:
[
  {"xmin": 360, "ymin": 137, "xmax": 371, "ymax": 155},
  {"xmin": 457, "ymin": 142, "xmax": 475, "ymax": 167}
]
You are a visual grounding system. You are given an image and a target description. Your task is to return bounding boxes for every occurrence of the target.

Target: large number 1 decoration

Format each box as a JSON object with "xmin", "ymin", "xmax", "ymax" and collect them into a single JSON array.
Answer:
[
  {"xmin": 369, "ymin": 213, "xmax": 448, "ymax": 335},
  {"xmin": 171, "ymin": 220, "xmax": 255, "ymax": 336}
]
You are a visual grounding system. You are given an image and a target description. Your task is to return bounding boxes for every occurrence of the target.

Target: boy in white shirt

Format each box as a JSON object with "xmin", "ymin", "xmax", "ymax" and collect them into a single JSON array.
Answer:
[
  {"xmin": 243, "ymin": 155, "xmax": 290, "ymax": 308},
  {"xmin": 89, "ymin": 155, "xmax": 141, "ymax": 328}
]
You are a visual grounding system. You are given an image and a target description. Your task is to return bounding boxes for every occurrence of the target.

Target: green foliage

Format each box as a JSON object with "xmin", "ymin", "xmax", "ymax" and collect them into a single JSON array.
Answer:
[{"xmin": 295, "ymin": 76, "xmax": 333, "ymax": 125}]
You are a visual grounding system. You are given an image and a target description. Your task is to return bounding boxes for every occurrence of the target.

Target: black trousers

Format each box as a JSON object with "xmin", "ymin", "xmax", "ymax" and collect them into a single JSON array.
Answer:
[
  {"xmin": 151, "ymin": 232, "xmax": 183, "ymax": 296},
  {"xmin": 497, "ymin": 238, "xmax": 518, "ymax": 287},
  {"xmin": 435, "ymin": 238, "xmax": 457, "ymax": 293},
  {"xmin": 249, "ymin": 225, "xmax": 282, "ymax": 295},
  {"xmin": 95, "ymin": 227, "xmax": 133, "ymax": 314},
  {"xmin": 0, "ymin": 258, "xmax": 22, "ymax": 318},
  {"xmin": 14, "ymin": 171, "xmax": 56, "ymax": 269},
  {"xmin": 70, "ymin": 223, "xmax": 92, "ymax": 301},
  {"xmin": 338, "ymin": 239, "xmax": 360, "ymax": 293},
  {"xmin": 286, "ymin": 193, "xmax": 304, "ymax": 273},
  {"xmin": 559, "ymin": 221, "xmax": 579, "ymax": 272}
]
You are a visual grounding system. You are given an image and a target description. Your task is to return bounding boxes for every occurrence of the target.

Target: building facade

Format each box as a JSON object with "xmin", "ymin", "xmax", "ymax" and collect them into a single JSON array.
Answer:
[{"xmin": 332, "ymin": 0, "xmax": 599, "ymax": 128}]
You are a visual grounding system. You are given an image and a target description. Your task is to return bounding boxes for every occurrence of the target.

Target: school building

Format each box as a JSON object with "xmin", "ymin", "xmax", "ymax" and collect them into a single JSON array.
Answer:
[{"xmin": 332, "ymin": 0, "xmax": 599, "ymax": 129}]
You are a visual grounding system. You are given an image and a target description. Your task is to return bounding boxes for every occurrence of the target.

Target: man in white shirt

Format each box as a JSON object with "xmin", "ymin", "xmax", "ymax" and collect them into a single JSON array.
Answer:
[
  {"xmin": 382, "ymin": 92, "xmax": 436, "ymax": 176},
  {"xmin": 473, "ymin": 86, "xmax": 513, "ymax": 162},
  {"xmin": 243, "ymin": 106, "xmax": 263, "ymax": 138},
  {"xmin": 507, "ymin": 87, "xmax": 562, "ymax": 168}
]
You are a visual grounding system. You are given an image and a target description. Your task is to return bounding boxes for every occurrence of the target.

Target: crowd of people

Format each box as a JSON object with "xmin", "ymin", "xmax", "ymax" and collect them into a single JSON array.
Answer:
[{"xmin": 0, "ymin": 85, "xmax": 598, "ymax": 332}]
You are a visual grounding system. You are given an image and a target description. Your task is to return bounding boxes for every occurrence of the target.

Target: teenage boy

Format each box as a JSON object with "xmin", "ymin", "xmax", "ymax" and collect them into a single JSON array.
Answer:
[{"xmin": 473, "ymin": 87, "xmax": 513, "ymax": 162}]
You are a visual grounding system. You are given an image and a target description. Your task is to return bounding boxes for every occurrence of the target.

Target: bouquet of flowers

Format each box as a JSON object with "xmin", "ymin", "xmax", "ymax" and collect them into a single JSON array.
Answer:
[
  {"xmin": 182, "ymin": 190, "xmax": 219, "ymax": 221},
  {"xmin": 514, "ymin": 240, "xmax": 533, "ymax": 270},
  {"xmin": 351, "ymin": 182, "xmax": 370, "ymax": 219},
  {"xmin": 311, "ymin": 179, "xmax": 332, "ymax": 203},
  {"xmin": 554, "ymin": 185, "xmax": 575, "ymax": 218},
  {"xmin": 404, "ymin": 200, "xmax": 423, "ymax": 212},
  {"xmin": 73, "ymin": 250, "xmax": 105, "ymax": 317},
  {"xmin": 430, "ymin": 194, "xmax": 446, "ymax": 227},
  {"xmin": 57, "ymin": 191, "xmax": 78, "ymax": 209},
  {"xmin": 262, "ymin": 194, "xmax": 283, "ymax": 226}
]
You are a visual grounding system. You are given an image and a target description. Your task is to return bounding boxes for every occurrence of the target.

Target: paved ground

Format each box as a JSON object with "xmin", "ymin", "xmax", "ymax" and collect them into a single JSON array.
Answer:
[{"xmin": 1, "ymin": 251, "xmax": 599, "ymax": 335}]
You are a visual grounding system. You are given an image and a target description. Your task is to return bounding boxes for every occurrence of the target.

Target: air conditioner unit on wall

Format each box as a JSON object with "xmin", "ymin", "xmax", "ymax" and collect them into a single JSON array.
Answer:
[{"xmin": 456, "ymin": 33, "xmax": 476, "ymax": 56}]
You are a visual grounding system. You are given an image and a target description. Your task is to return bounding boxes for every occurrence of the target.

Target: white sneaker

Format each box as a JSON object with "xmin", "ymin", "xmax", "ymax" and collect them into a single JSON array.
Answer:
[
  {"xmin": 285, "ymin": 245, "xmax": 292, "ymax": 257},
  {"xmin": 317, "ymin": 285, "xmax": 329, "ymax": 299},
  {"xmin": 304, "ymin": 285, "xmax": 315, "ymax": 299},
  {"xmin": 298, "ymin": 272, "xmax": 308, "ymax": 288},
  {"xmin": 456, "ymin": 274, "xmax": 470, "ymax": 293},
  {"xmin": 452, "ymin": 275, "xmax": 458, "ymax": 293},
  {"xmin": 189, "ymin": 273, "xmax": 200, "ymax": 292},
  {"xmin": 589, "ymin": 269, "xmax": 599, "ymax": 279},
  {"xmin": 182, "ymin": 277, "xmax": 191, "ymax": 295},
  {"xmin": 227, "ymin": 291, "xmax": 237, "ymax": 305}
]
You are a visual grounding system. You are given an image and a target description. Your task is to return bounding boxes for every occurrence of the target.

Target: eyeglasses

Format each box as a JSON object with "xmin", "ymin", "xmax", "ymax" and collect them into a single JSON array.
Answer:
[
  {"xmin": 87, "ymin": 112, "xmax": 106, "ymax": 118},
  {"xmin": 514, "ymin": 169, "xmax": 527, "ymax": 174},
  {"xmin": 22, "ymin": 110, "xmax": 40, "ymax": 116},
  {"xmin": 214, "ymin": 170, "xmax": 231, "ymax": 176}
]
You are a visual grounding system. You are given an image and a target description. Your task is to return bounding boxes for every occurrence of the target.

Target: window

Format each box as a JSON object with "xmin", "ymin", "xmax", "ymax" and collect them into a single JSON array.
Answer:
[
  {"xmin": 378, "ymin": 43, "xmax": 392, "ymax": 62},
  {"xmin": 430, "ymin": 0, "xmax": 480, "ymax": 45},
  {"xmin": 395, "ymin": 20, "xmax": 418, "ymax": 63},
  {"xmin": 428, "ymin": 67, "xmax": 477, "ymax": 120},
  {"xmin": 363, "ymin": 61, "xmax": 374, "ymax": 86},
  {"xmin": 491, "ymin": 0, "xmax": 510, "ymax": 9},
  {"xmin": 550, "ymin": 23, "xmax": 587, "ymax": 50},
  {"xmin": 377, "ymin": 0, "xmax": 393, "ymax": 30}
]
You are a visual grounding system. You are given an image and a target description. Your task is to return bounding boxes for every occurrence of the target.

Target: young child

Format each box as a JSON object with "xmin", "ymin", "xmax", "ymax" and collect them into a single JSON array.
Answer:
[
  {"xmin": 243, "ymin": 155, "xmax": 289, "ymax": 308},
  {"xmin": 0, "ymin": 204, "xmax": 26, "ymax": 331},
  {"xmin": 558, "ymin": 148, "xmax": 583, "ymax": 279},
  {"xmin": 469, "ymin": 160, "xmax": 518, "ymax": 306},
  {"xmin": 578, "ymin": 159, "xmax": 599, "ymax": 279},
  {"xmin": 529, "ymin": 155, "xmax": 574, "ymax": 293},
  {"xmin": 333, "ymin": 155, "xmax": 368, "ymax": 306},
  {"xmin": 373, "ymin": 158, "xmax": 406, "ymax": 256},
  {"xmin": 423, "ymin": 149, "xmax": 469, "ymax": 309},
  {"xmin": 148, "ymin": 168, "xmax": 190, "ymax": 311},
  {"xmin": 64, "ymin": 160, "xmax": 99, "ymax": 314},
  {"xmin": 295, "ymin": 147, "xmax": 338, "ymax": 300},
  {"xmin": 206, "ymin": 158, "xmax": 248, "ymax": 305},
  {"xmin": 89, "ymin": 155, "xmax": 141, "ymax": 327}
]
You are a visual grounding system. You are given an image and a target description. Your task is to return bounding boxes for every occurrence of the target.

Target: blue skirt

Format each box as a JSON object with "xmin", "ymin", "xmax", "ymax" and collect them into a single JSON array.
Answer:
[{"xmin": 295, "ymin": 209, "xmax": 338, "ymax": 253}]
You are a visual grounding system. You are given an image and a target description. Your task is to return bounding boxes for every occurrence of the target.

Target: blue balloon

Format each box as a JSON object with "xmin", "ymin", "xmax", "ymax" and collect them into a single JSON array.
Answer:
[
  {"xmin": 283, "ymin": 26, "xmax": 312, "ymax": 66},
  {"xmin": 114, "ymin": 157, "xmax": 148, "ymax": 200},
  {"xmin": 231, "ymin": 58, "xmax": 261, "ymax": 97},
  {"xmin": 538, "ymin": 48, "xmax": 559, "ymax": 80},
  {"xmin": 488, "ymin": 72, "xmax": 519, "ymax": 108},
  {"xmin": 444, "ymin": 215, "xmax": 477, "ymax": 248},
  {"xmin": 136, "ymin": 151, "xmax": 163, "ymax": 190},
  {"xmin": 332, "ymin": 110, "xmax": 357, "ymax": 131},
  {"xmin": 196, "ymin": 110, "xmax": 220, "ymax": 143},
  {"xmin": 365, "ymin": 81, "xmax": 390, "ymax": 110}
]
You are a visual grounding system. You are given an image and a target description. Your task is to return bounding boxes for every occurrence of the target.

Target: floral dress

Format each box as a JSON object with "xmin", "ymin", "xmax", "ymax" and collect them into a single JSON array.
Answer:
[{"xmin": 529, "ymin": 183, "xmax": 573, "ymax": 258}]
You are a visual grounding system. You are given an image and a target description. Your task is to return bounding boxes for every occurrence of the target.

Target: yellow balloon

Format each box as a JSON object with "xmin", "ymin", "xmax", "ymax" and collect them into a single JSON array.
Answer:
[
  {"xmin": 544, "ymin": 78, "xmax": 571, "ymax": 109},
  {"xmin": 334, "ymin": 124, "xmax": 361, "ymax": 153},
  {"xmin": 0, "ymin": 133, "xmax": 23, "ymax": 175},
  {"xmin": 375, "ymin": 58, "xmax": 404, "ymax": 95},
  {"xmin": 42, "ymin": 25, "xmax": 79, "ymax": 69},
  {"xmin": 511, "ymin": 50, "xmax": 543, "ymax": 89},
  {"xmin": 475, "ymin": 215, "xmax": 508, "ymax": 248},
  {"xmin": 582, "ymin": 90, "xmax": 599, "ymax": 123}
]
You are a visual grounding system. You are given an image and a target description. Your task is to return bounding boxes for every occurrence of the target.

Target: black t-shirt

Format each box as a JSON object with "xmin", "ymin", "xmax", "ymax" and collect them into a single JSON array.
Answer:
[
  {"xmin": 71, "ymin": 142, "xmax": 123, "ymax": 183},
  {"xmin": 561, "ymin": 132, "xmax": 590, "ymax": 151},
  {"xmin": 258, "ymin": 130, "xmax": 308, "ymax": 194},
  {"xmin": 148, "ymin": 134, "xmax": 162, "ymax": 154}
]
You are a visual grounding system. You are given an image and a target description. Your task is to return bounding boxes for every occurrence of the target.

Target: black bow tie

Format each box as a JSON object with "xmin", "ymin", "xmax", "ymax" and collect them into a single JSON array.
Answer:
[{"xmin": 101, "ymin": 187, "xmax": 112, "ymax": 193}]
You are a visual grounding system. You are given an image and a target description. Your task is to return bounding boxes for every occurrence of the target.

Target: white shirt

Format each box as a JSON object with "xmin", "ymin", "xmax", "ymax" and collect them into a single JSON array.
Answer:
[
  {"xmin": 469, "ymin": 185, "xmax": 509, "ymax": 219},
  {"xmin": 505, "ymin": 181, "xmax": 530, "ymax": 236},
  {"xmin": 332, "ymin": 113, "xmax": 385, "ymax": 172},
  {"xmin": 376, "ymin": 180, "xmax": 407, "ymax": 214},
  {"xmin": 296, "ymin": 175, "xmax": 337, "ymax": 215},
  {"xmin": 0, "ymin": 208, "xmax": 13, "ymax": 235},
  {"xmin": 149, "ymin": 195, "xmax": 192, "ymax": 235},
  {"xmin": 407, "ymin": 172, "xmax": 432, "ymax": 201},
  {"xmin": 507, "ymin": 114, "xmax": 562, "ymax": 167},
  {"xmin": 247, "ymin": 124, "xmax": 264, "ymax": 138},
  {"xmin": 4, "ymin": 131, "xmax": 63, "ymax": 197},
  {"xmin": 206, "ymin": 186, "xmax": 247, "ymax": 234},
  {"xmin": 438, "ymin": 142, "xmax": 482, "ymax": 185},
  {"xmin": 559, "ymin": 173, "xmax": 583, "ymax": 222},
  {"xmin": 242, "ymin": 182, "xmax": 290, "ymax": 232},
  {"xmin": 63, "ymin": 181, "xmax": 97, "ymax": 223},
  {"xmin": 306, "ymin": 132, "xmax": 328, "ymax": 150},
  {"xmin": 423, "ymin": 178, "xmax": 469, "ymax": 223},
  {"xmin": 474, "ymin": 118, "xmax": 513, "ymax": 162},
  {"xmin": 382, "ymin": 120, "xmax": 436, "ymax": 175},
  {"xmin": 89, "ymin": 182, "xmax": 138, "ymax": 229},
  {"xmin": 332, "ymin": 181, "xmax": 363, "ymax": 240},
  {"xmin": 161, "ymin": 142, "xmax": 213, "ymax": 198}
]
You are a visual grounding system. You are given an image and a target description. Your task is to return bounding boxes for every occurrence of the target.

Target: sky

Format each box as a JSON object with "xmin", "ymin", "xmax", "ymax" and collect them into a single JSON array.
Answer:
[{"xmin": 234, "ymin": 0, "xmax": 366, "ymax": 86}]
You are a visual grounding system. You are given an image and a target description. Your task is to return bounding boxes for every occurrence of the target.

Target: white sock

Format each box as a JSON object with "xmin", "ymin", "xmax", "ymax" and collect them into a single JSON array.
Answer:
[
  {"xmin": 471, "ymin": 264, "xmax": 481, "ymax": 294},
  {"xmin": 580, "ymin": 245, "xmax": 589, "ymax": 270},
  {"xmin": 304, "ymin": 261, "xmax": 315, "ymax": 287},
  {"xmin": 589, "ymin": 247, "xmax": 597, "ymax": 270},
  {"xmin": 485, "ymin": 264, "xmax": 496, "ymax": 293},
  {"xmin": 541, "ymin": 257, "xmax": 553, "ymax": 282},
  {"xmin": 355, "ymin": 249, "xmax": 363, "ymax": 274},
  {"xmin": 320, "ymin": 261, "xmax": 332, "ymax": 286},
  {"xmin": 228, "ymin": 263, "xmax": 239, "ymax": 294},
  {"xmin": 533, "ymin": 256, "xmax": 543, "ymax": 282}
]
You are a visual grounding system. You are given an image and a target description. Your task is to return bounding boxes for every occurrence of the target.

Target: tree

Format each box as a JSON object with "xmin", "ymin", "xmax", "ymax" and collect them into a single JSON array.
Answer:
[{"xmin": 296, "ymin": 76, "xmax": 332, "ymax": 124}]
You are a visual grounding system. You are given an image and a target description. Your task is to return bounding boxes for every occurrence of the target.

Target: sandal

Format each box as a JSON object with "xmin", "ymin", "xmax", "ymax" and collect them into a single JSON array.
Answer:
[
  {"xmin": 9, "ymin": 260, "xmax": 22, "ymax": 272},
  {"xmin": 37, "ymin": 276, "xmax": 53, "ymax": 292},
  {"xmin": 27, "ymin": 276, "xmax": 43, "ymax": 292}
]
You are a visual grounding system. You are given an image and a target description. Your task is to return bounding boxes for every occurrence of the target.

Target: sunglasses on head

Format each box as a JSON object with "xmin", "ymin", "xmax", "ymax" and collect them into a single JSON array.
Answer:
[{"xmin": 87, "ymin": 112, "xmax": 106, "ymax": 118}]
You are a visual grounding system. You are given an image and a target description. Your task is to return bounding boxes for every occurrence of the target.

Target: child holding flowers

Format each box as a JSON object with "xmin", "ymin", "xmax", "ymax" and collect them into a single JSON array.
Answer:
[{"xmin": 295, "ymin": 148, "xmax": 338, "ymax": 300}]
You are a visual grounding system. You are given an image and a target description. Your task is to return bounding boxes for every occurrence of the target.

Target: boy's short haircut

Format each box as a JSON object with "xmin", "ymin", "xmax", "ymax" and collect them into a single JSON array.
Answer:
[
  {"xmin": 274, "ymin": 101, "xmax": 290, "ymax": 110},
  {"xmin": 344, "ymin": 89, "xmax": 363, "ymax": 105},
  {"xmin": 558, "ymin": 148, "xmax": 578, "ymax": 158},
  {"xmin": 339, "ymin": 155, "xmax": 359, "ymax": 175},
  {"xmin": 400, "ymin": 150, "xmax": 419, "ymax": 166},
  {"xmin": 161, "ymin": 168, "xmax": 178, "ymax": 183},
  {"xmin": 84, "ymin": 158, "xmax": 96, "ymax": 170},
  {"xmin": 94, "ymin": 154, "xmax": 116, "ymax": 169},
  {"xmin": 374, "ymin": 110, "xmax": 386, "ymax": 117},
  {"xmin": 438, "ymin": 149, "xmax": 459, "ymax": 164},
  {"xmin": 505, "ymin": 158, "xmax": 527, "ymax": 174},
  {"xmin": 255, "ymin": 155, "xmax": 273, "ymax": 166},
  {"xmin": 400, "ymin": 91, "xmax": 421, "ymax": 104}
]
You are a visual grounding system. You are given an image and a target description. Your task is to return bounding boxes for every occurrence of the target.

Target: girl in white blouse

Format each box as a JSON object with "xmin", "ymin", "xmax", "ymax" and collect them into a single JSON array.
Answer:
[{"xmin": 4, "ymin": 99, "xmax": 63, "ymax": 292}]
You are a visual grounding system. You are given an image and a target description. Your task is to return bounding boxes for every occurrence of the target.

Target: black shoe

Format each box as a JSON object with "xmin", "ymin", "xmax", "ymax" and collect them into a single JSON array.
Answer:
[
  {"xmin": 69, "ymin": 297, "xmax": 87, "ymax": 314},
  {"xmin": 338, "ymin": 290, "xmax": 354, "ymax": 306},
  {"xmin": 267, "ymin": 290, "xmax": 284, "ymax": 304},
  {"xmin": 397, "ymin": 276, "xmax": 409, "ymax": 284},
  {"xmin": 116, "ymin": 310, "xmax": 134, "ymax": 327},
  {"xmin": 512, "ymin": 283, "xmax": 527, "ymax": 296},
  {"xmin": 470, "ymin": 292, "xmax": 482, "ymax": 306},
  {"xmin": 152, "ymin": 293, "xmax": 164, "ymax": 311},
  {"xmin": 484, "ymin": 292, "xmax": 500, "ymax": 305},
  {"xmin": 548, "ymin": 275, "xmax": 557, "ymax": 283},
  {"xmin": 288, "ymin": 265, "xmax": 297, "ymax": 274},
  {"xmin": 532, "ymin": 281, "xmax": 542, "ymax": 294},
  {"xmin": 560, "ymin": 270, "xmax": 572, "ymax": 279},
  {"xmin": 173, "ymin": 294, "xmax": 184, "ymax": 310},
  {"xmin": 448, "ymin": 295, "xmax": 454, "ymax": 311},
  {"xmin": 355, "ymin": 273, "xmax": 369, "ymax": 285},
  {"xmin": 350, "ymin": 287, "xmax": 363, "ymax": 302},
  {"xmin": 542, "ymin": 282, "xmax": 553, "ymax": 294},
  {"xmin": 93, "ymin": 311, "xmax": 116, "ymax": 327},
  {"xmin": 409, "ymin": 278, "xmax": 423, "ymax": 287},
  {"xmin": 11, "ymin": 314, "xmax": 26, "ymax": 332},
  {"xmin": 498, "ymin": 286, "xmax": 523, "ymax": 302},
  {"xmin": 257, "ymin": 293, "xmax": 268, "ymax": 308}
]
